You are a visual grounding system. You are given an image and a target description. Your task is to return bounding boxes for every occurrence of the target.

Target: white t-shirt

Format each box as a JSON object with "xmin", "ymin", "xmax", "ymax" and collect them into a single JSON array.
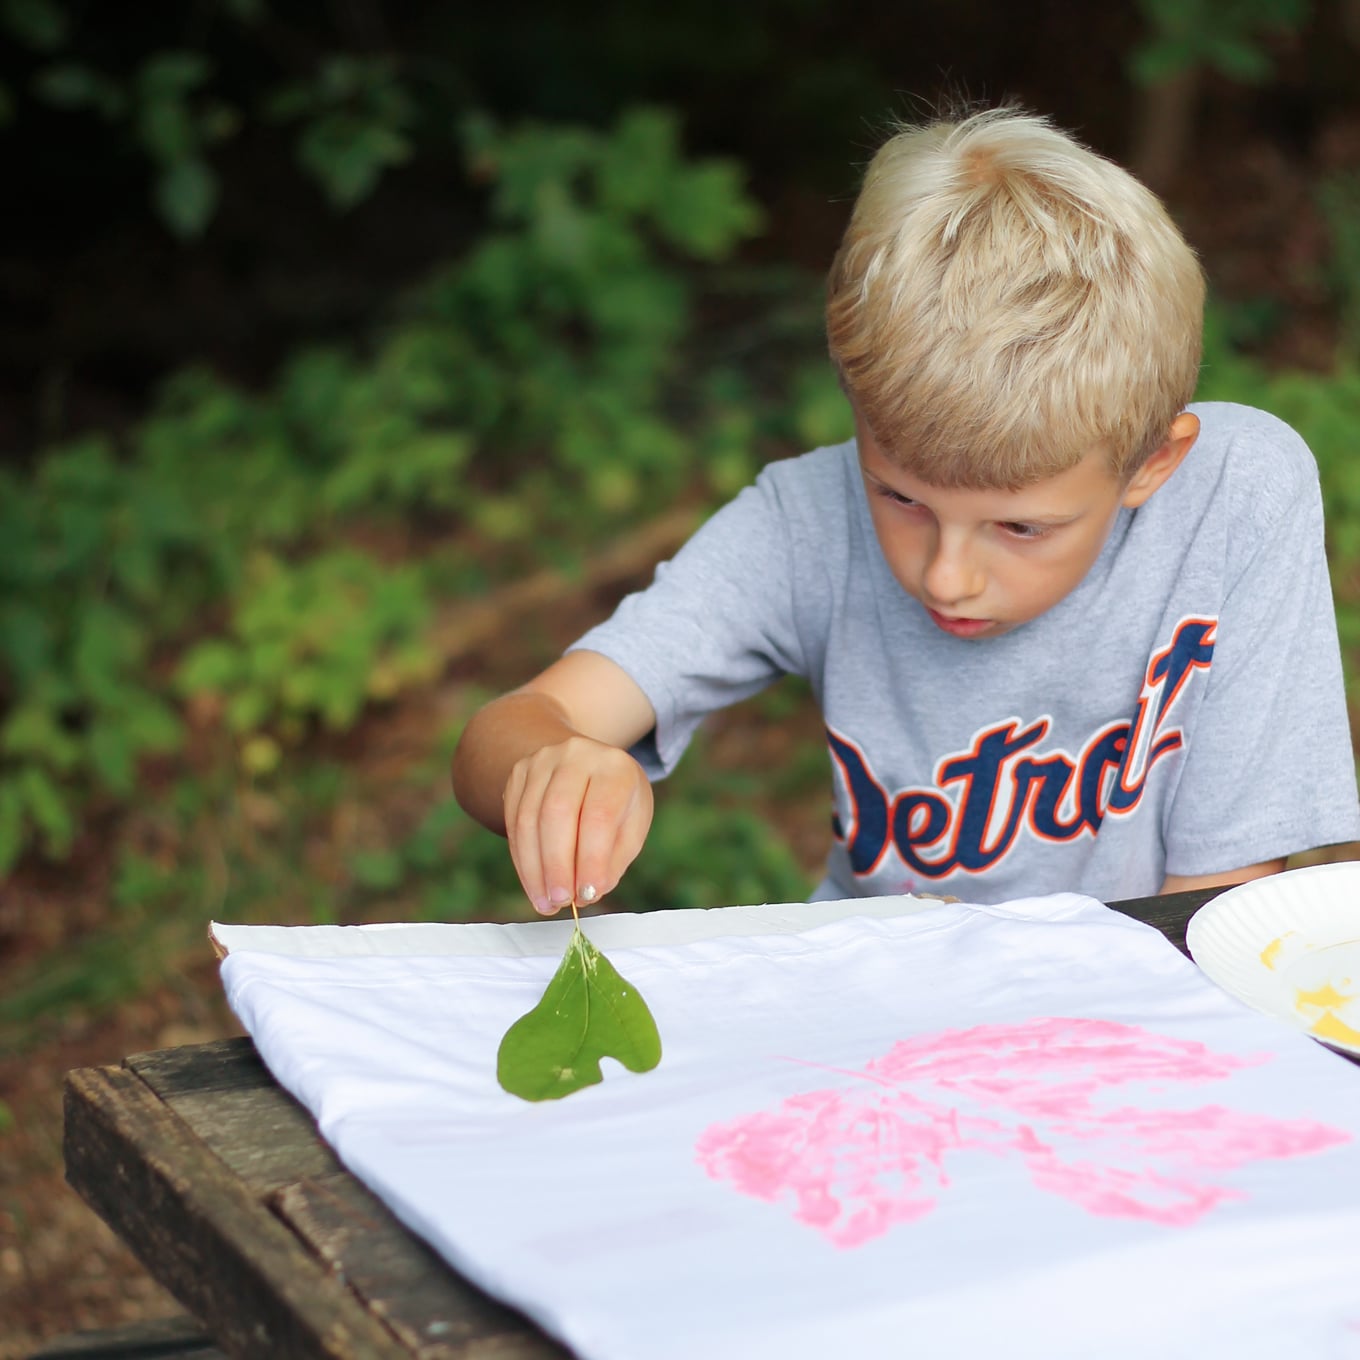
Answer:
[
  {"xmin": 572, "ymin": 402, "xmax": 1360, "ymax": 903},
  {"xmin": 221, "ymin": 892, "xmax": 1360, "ymax": 1360}
]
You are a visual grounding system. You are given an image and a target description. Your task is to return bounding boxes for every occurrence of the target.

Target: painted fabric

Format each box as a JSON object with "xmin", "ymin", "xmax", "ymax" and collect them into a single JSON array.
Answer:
[
  {"xmin": 570, "ymin": 401, "xmax": 1360, "ymax": 903},
  {"xmin": 221, "ymin": 895, "xmax": 1360, "ymax": 1360}
]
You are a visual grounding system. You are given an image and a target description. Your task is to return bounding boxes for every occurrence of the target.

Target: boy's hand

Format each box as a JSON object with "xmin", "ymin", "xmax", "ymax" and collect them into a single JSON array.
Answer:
[
  {"xmin": 503, "ymin": 736, "xmax": 654, "ymax": 916},
  {"xmin": 452, "ymin": 650, "xmax": 658, "ymax": 917}
]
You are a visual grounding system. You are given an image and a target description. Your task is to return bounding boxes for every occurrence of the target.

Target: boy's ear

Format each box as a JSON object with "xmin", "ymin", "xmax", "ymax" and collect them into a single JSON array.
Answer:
[{"xmin": 1121, "ymin": 412, "xmax": 1200, "ymax": 509}]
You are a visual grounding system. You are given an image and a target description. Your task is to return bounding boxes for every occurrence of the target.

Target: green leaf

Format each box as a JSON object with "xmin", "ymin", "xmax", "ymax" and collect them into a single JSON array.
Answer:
[
  {"xmin": 653, "ymin": 161, "xmax": 764, "ymax": 260},
  {"xmin": 138, "ymin": 51, "xmax": 211, "ymax": 98},
  {"xmin": 596, "ymin": 107, "xmax": 680, "ymax": 215},
  {"xmin": 298, "ymin": 114, "xmax": 411, "ymax": 209},
  {"xmin": 18, "ymin": 766, "xmax": 74, "ymax": 857},
  {"xmin": 119, "ymin": 691, "xmax": 183, "ymax": 754},
  {"xmin": 0, "ymin": 780, "xmax": 26, "ymax": 877},
  {"xmin": 497, "ymin": 926, "xmax": 661, "ymax": 1101},
  {"xmin": 2, "ymin": 0, "xmax": 69, "ymax": 51},
  {"xmin": 112, "ymin": 848, "xmax": 177, "ymax": 912},
  {"xmin": 790, "ymin": 363, "xmax": 854, "ymax": 449},
  {"xmin": 0, "ymin": 603, "xmax": 53, "ymax": 684},
  {"xmin": 176, "ymin": 639, "xmax": 242, "ymax": 694},
  {"xmin": 155, "ymin": 156, "xmax": 218, "ymax": 236},
  {"xmin": 72, "ymin": 601, "xmax": 146, "ymax": 695},
  {"xmin": 226, "ymin": 688, "xmax": 270, "ymax": 734},
  {"xmin": 33, "ymin": 63, "xmax": 125, "ymax": 117},
  {"xmin": 351, "ymin": 848, "xmax": 404, "ymax": 891},
  {"xmin": 86, "ymin": 720, "xmax": 137, "ymax": 794},
  {"xmin": 1206, "ymin": 34, "xmax": 1273, "ymax": 82},
  {"xmin": 1, "ymin": 702, "xmax": 81, "ymax": 773}
]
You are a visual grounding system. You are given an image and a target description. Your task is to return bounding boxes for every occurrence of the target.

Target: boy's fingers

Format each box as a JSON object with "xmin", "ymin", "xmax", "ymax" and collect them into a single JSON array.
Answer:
[
  {"xmin": 609, "ymin": 787, "xmax": 653, "ymax": 888},
  {"xmin": 503, "ymin": 742, "xmax": 650, "ymax": 918},
  {"xmin": 573, "ymin": 776, "xmax": 623, "ymax": 904},
  {"xmin": 532, "ymin": 766, "xmax": 590, "ymax": 915},
  {"xmin": 505, "ymin": 760, "xmax": 554, "ymax": 915},
  {"xmin": 576, "ymin": 766, "xmax": 653, "ymax": 904}
]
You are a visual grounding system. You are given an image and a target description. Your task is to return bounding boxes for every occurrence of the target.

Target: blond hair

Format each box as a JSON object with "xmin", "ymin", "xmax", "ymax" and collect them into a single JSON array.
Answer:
[{"xmin": 826, "ymin": 107, "xmax": 1206, "ymax": 487}]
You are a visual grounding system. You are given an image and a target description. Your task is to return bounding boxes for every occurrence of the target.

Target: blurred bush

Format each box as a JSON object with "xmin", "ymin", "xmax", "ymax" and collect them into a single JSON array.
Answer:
[{"xmin": 0, "ymin": 104, "xmax": 843, "ymax": 880}]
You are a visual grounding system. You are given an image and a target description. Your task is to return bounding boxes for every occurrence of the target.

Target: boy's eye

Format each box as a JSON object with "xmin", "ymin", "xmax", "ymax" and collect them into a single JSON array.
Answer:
[
  {"xmin": 875, "ymin": 485, "xmax": 919, "ymax": 508},
  {"xmin": 1000, "ymin": 521, "xmax": 1047, "ymax": 540}
]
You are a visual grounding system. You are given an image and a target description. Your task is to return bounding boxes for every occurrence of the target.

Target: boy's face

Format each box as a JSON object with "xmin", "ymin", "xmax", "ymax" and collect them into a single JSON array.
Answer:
[{"xmin": 855, "ymin": 414, "xmax": 1197, "ymax": 640}]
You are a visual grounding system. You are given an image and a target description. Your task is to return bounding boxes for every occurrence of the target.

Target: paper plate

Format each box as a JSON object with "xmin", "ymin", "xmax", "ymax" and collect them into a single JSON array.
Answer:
[{"xmin": 1186, "ymin": 861, "xmax": 1360, "ymax": 1055}]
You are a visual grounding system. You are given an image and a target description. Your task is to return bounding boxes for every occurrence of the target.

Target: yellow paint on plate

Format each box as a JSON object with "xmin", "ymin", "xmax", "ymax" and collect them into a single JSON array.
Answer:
[
  {"xmin": 1295, "ymin": 981, "xmax": 1353, "ymax": 1011},
  {"xmin": 1292, "ymin": 974, "xmax": 1360, "ymax": 1050},
  {"xmin": 1310, "ymin": 1009, "xmax": 1360, "ymax": 1048},
  {"xmin": 1258, "ymin": 931, "xmax": 1297, "ymax": 970}
]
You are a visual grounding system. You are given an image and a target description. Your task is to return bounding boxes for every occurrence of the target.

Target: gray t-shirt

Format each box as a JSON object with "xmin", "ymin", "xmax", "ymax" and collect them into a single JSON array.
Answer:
[{"xmin": 571, "ymin": 402, "xmax": 1360, "ymax": 904}]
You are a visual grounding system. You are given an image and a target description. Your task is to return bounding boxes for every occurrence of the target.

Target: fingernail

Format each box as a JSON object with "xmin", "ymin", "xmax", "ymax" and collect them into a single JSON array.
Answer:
[
  {"xmin": 533, "ymin": 895, "xmax": 552, "ymax": 915},
  {"xmin": 578, "ymin": 884, "xmax": 598, "ymax": 903},
  {"xmin": 548, "ymin": 886, "xmax": 572, "ymax": 906}
]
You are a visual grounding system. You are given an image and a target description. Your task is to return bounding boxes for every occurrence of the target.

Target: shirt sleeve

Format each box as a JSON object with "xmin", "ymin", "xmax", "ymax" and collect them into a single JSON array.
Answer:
[
  {"xmin": 1161, "ymin": 439, "xmax": 1360, "ymax": 876},
  {"xmin": 567, "ymin": 462, "xmax": 814, "ymax": 779}
]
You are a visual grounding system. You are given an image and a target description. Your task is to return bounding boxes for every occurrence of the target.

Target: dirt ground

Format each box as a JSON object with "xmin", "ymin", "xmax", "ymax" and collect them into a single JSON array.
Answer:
[{"xmin": 5, "ymin": 110, "xmax": 1360, "ymax": 1356}]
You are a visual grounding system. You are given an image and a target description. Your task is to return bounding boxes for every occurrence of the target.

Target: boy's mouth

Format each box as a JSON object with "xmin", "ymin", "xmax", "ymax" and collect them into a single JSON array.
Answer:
[{"xmin": 926, "ymin": 608, "xmax": 994, "ymax": 639}]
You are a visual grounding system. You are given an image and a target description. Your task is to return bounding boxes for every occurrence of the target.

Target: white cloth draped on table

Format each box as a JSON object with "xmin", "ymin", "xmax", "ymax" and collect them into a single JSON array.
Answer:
[{"xmin": 218, "ymin": 893, "xmax": 1360, "ymax": 1360}]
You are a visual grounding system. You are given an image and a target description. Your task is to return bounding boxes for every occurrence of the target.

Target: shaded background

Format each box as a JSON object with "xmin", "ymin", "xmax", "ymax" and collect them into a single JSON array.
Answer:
[{"xmin": 5, "ymin": 1, "xmax": 1360, "ymax": 1349}]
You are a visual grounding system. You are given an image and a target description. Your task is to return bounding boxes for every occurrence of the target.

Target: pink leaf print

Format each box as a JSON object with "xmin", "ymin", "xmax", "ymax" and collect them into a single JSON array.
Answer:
[{"xmin": 695, "ymin": 1017, "xmax": 1348, "ymax": 1248}]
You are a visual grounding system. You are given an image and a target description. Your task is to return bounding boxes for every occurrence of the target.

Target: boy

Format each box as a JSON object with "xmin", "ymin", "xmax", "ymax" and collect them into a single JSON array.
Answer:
[{"xmin": 452, "ymin": 106, "xmax": 1360, "ymax": 915}]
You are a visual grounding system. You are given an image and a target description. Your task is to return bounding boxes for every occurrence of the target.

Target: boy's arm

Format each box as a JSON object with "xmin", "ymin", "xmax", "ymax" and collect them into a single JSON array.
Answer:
[
  {"xmin": 1159, "ymin": 858, "xmax": 1285, "ymax": 896},
  {"xmin": 452, "ymin": 650, "xmax": 658, "ymax": 915}
]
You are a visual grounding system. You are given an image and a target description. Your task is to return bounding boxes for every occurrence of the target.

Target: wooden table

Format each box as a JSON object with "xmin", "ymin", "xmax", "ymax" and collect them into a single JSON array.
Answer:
[{"xmin": 63, "ymin": 887, "xmax": 1316, "ymax": 1359}]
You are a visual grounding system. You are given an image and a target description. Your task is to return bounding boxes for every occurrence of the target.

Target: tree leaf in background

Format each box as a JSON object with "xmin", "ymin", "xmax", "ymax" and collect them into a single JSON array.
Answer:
[
  {"xmin": 156, "ymin": 155, "xmax": 218, "ymax": 237},
  {"xmin": 497, "ymin": 927, "xmax": 662, "ymax": 1102},
  {"xmin": 33, "ymin": 63, "xmax": 125, "ymax": 117},
  {"xmin": 0, "ymin": 781, "xmax": 25, "ymax": 877},
  {"xmin": 18, "ymin": 766, "xmax": 74, "ymax": 856},
  {"xmin": 2, "ymin": 0, "xmax": 69, "ymax": 52},
  {"xmin": 299, "ymin": 114, "xmax": 411, "ymax": 209}
]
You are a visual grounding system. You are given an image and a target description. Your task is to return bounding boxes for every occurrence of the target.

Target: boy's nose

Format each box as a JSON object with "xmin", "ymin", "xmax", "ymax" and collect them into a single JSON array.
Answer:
[{"xmin": 922, "ymin": 538, "xmax": 984, "ymax": 606}]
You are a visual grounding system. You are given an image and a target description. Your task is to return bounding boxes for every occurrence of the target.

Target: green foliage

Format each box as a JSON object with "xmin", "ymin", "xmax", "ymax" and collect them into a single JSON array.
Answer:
[
  {"xmin": 1131, "ymin": 0, "xmax": 1309, "ymax": 86},
  {"xmin": 175, "ymin": 550, "xmax": 438, "ymax": 743},
  {"xmin": 2, "ymin": 0, "xmax": 68, "ymax": 51},
  {"xmin": 135, "ymin": 50, "xmax": 237, "ymax": 236},
  {"xmin": 23, "ymin": 33, "xmax": 243, "ymax": 236},
  {"xmin": 267, "ymin": 55, "xmax": 415, "ymax": 210},
  {"xmin": 789, "ymin": 364, "xmax": 855, "ymax": 450},
  {"xmin": 618, "ymin": 799, "xmax": 812, "ymax": 911},
  {"xmin": 1198, "ymin": 311, "xmax": 1360, "ymax": 682},
  {"xmin": 497, "ymin": 926, "xmax": 662, "ymax": 1101},
  {"xmin": 441, "ymin": 106, "xmax": 766, "ymax": 522},
  {"xmin": 6, "ymin": 4, "xmax": 421, "ymax": 234},
  {"xmin": 0, "ymin": 913, "xmax": 181, "ymax": 1043},
  {"xmin": 348, "ymin": 796, "xmax": 526, "ymax": 922},
  {"xmin": 0, "ymin": 107, "xmax": 793, "ymax": 879},
  {"xmin": 0, "ymin": 436, "xmax": 187, "ymax": 871},
  {"xmin": 32, "ymin": 61, "xmax": 125, "ymax": 117},
  {"xmin": 1317, "ymin": 173, "xmax": 1360, "ymax": 360}
]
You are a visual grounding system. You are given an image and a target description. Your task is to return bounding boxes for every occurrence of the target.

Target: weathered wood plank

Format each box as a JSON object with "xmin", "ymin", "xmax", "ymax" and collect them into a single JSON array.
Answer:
[
  {"xmin": 27, "ymin": 1314, "xmax": 227, "ymax": 1358},
  {"xmin": 129, "ymin": 1040, "xmax": 341, "ymax": 1193},
  {"xmin": 64, "ymin": 1063, "xmax": 408, "ymax": 1359},
  {"xmin": 271, "ymin": 1174, "xmax": 565, "ymax": 1360},
  {"xmin": 126, "ymin": 1038, "xmax": 267, "ymax": 1096},
  {"xmin": 124, "ymin": 1038, "xmax": 265, "ymax": 1094}
]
